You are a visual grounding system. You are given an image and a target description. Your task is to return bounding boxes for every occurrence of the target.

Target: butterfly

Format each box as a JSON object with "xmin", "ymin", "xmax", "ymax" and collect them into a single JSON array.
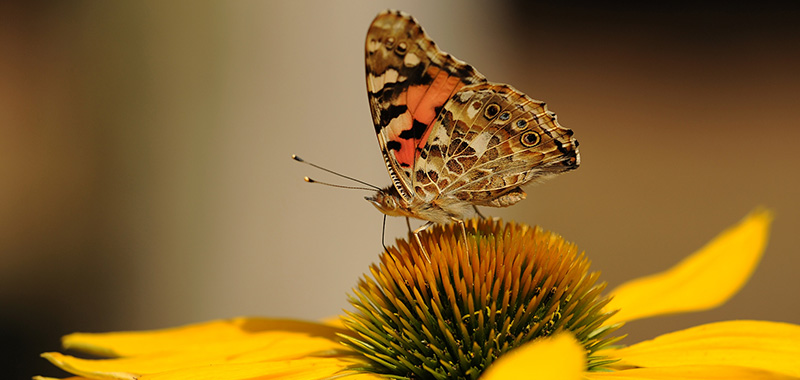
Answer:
[{"xmin": 364, "ymin": 10, "xmax": 580, "ymax": 237}]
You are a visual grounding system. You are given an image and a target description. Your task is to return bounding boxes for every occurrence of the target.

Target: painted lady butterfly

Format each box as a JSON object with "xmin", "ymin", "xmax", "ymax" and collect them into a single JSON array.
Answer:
[{"xmin": 364, "ymin": 10, "xmax": 580, "ymax": 236}]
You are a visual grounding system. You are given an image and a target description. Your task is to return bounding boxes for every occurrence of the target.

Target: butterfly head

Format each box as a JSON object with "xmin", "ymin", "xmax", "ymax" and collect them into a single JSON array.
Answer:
[{"xmin": 365, "ymin": 186, "xmax": 410, "ymax": 217}]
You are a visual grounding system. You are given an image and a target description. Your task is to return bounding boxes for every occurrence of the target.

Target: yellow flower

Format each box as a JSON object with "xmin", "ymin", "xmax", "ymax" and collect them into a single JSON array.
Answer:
[{"xmin": 36, "ymin": 209, "xmax": 800, "ymax": 380}]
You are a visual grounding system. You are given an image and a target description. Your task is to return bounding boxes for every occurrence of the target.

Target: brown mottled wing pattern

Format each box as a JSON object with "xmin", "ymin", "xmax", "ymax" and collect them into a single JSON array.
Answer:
[
  {"xmin": 366, "ymin": 10, "xmax": 486, "ymax": 202},
  {"xmin": 413, "ymin": 83, "xmax": 580, "ymax": 206}
]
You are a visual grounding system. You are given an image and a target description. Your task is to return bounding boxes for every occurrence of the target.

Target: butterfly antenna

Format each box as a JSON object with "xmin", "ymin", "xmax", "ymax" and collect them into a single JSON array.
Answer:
[
  {"xmin": 301, "ymin": 177, "xmax": 375, "ymax": 191},
  {"xmin": 292, "ymin": 154, "xmax": 380, "ymax": 191}
]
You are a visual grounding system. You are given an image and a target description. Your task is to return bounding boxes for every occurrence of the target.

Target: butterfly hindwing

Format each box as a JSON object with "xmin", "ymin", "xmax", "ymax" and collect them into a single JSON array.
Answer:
[
  {"xmin": 366, "ymin": 10, "xmax": 486, "ymax": 201},
  {"xmin": 412, "ymin": 83, "xmax": 580, "ymax": 206}
]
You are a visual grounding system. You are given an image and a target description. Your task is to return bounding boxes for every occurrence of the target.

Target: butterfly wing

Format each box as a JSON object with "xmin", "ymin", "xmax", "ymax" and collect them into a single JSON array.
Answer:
[
  {"xmin": 412, "ymin": 83, "xmax": 580, "ymax": 206},
  {"xmin": 366, "ymin": 10, "xmax": 486, "ymax": 202}
]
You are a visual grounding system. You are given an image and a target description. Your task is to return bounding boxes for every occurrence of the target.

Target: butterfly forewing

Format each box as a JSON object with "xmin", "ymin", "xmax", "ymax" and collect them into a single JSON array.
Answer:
[{"xmin": 365, "ymin": 10, "xmax": 486, "ymax": 201}]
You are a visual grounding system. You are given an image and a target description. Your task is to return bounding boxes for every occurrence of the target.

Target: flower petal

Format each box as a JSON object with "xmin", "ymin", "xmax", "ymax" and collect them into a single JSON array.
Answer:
[
  {"xmin": 603, "ymin": 320, "xmax": 800, "ymax": 377},
  {"xmin": 41, "ymin": 352, "xmax": 136, "ymax": 380},
  {"xmin": 40, "ymin": 353, "xmax": 383, "ymax": 380},
  {"xmin": 62, "ymin": 317, "xmax": 346, "ymax": 357},
  {"xmin": 605, "ymin": 208, "xmax": 772, "ymax": 324},
  {"xmin": 137, "ymin": 357, "xmax": 384, "ymax": 380},
  {"xmin": 586, "ymin": 364, "xmax": 797, "ymax": 379},
  {"xmin": 42, "ymin": 333, "xmax": 346, "ymax": 377},
  {"xmin": 42, "ymin": 318, "xmax": 366, "ymax": 380},
  {"xmin": 481, "ymin": 333, "xmax": 585, "ymax": 380}
]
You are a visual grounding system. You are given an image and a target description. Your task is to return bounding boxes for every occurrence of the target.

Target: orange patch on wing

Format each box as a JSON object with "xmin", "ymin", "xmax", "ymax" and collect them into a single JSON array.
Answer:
[
  {"xmin": 407, "ymin": 67, "xmax": 464, "ymax": 125},
  {"xmin": 386, "ymin": 111, "xmax": 415, "ymax": 167},
  {"xmin": 390, "ymin": 67, "xmax": 467, "ymax": 168}
]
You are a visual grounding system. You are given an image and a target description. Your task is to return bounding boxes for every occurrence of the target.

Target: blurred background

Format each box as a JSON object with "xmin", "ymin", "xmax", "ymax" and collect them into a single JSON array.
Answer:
[{"xmin": 2, "ymin": 1, "xmax": 799, "ymax": 378}]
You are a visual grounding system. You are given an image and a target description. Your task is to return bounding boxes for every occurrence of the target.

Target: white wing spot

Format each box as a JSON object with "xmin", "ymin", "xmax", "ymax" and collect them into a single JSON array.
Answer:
[
  {"xmin": 367, "ymin": 39, "xmax": 381, "ymax": 53},
  {"xmin": 384, "ymin": 69, "xmax": 399, "ymax": 83},
  {"xmin": 469, "ymin": 133, "xmax": 492, "ymax": 154},
  {"xmin": 367, "ymin": 69, "xmax": 400, "ymax": 92},
  {"xmin": 404, "ymin": 53, "xmax": 421, "ymax": 67},
  {"xmin": 457, "ymin": 90, "xmax": 475, "ymax": 103},
  {"xmin": 466, "ymin": 102, "xmax": 479, "ymax": 120}
]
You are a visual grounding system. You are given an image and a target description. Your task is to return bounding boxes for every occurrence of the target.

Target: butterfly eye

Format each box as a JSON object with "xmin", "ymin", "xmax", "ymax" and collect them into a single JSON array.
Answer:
[
  {"xmin": 385, "ymin": 37, "xmax": 395, "ymax": 49},
  {"xmin": 499, "ymin": 112, "xmax": 511, "ymax": 121},
  {"xmin": 386, "ymin": 197, "xmax": 396, "ymax": 209},
  {"xmin": 520, "ymin": 131, "xmax": 540, "ymax": 147},
  {"xmin": 395, "ymin": 41, "xmax": 408, "ymax": 55},
  {"xmin": 484, "ymin": 103, "xmax": 500, "ymax": 119},
  {"xmin": 515, "ymin": 119, "xmax": 528, "ymax": 129}
]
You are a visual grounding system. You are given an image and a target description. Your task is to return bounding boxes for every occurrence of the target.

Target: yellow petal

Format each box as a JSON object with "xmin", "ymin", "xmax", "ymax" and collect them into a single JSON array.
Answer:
[
  {"xmin": 604, "ymin": 320, "xmax": 800, "ymax": 377},
  {"xmin": 63, "ymin": 317, "xmax": 346, "ymax": 357},
  {"xmin": 605, "ymin": 208, "xmax": 772, "ymax": 324},
  {"xmin": 42, "ymin": 333, "xmax": 344, "ymax": 377},
  {"xmin": 42, "ymin": 352, "xmax": 136, "ymax": 380},
  {"xmin": 481, "ymin": 333, "xmax": 585, "ymax": 380},
  {"xmin": 586, "ymin": 364, "xmax": 797, "ymax": 379},
  {"xmin": 136, "ymin": 357, "xmax": 382, "ymax": 380}
]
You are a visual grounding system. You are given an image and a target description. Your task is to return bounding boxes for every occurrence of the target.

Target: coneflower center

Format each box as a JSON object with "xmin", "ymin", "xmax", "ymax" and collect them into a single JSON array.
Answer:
[{"xmin": 341, "ymin": 219, "xmax": 621, "ymax": 380}]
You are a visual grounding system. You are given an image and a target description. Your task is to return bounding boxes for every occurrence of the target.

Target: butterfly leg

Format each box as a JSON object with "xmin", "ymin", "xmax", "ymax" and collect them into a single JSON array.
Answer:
[
  {"xmin": 405, "ymin": 216, "xmax": 413, "ymax": 234},
  {"xmin": 451, "ymin": 217, "xmax": 470, "ymax": 255},
  {"xmin": 412, "ymin": 222, "xmax": 433, "ymax": 262},
  {"xmin": 380, "ymin": 214, "xmax": 389, "ymax": 252},
  {"xmin": 472, "ymin": 205, "xmax": 486, "ymax": 220}
]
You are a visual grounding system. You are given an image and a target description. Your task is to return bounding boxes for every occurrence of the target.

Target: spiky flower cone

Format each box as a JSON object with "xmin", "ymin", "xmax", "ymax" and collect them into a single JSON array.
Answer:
[{"xmin": 341, "ymin": 219, "xmax": 622, "ymax": 379}]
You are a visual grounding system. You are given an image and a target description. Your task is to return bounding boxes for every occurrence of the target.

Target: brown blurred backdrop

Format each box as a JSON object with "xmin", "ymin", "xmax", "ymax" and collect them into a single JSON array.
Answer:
[{"xmin": 2, "ymin": 2, "xmax": 799, "ymax": 378}]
